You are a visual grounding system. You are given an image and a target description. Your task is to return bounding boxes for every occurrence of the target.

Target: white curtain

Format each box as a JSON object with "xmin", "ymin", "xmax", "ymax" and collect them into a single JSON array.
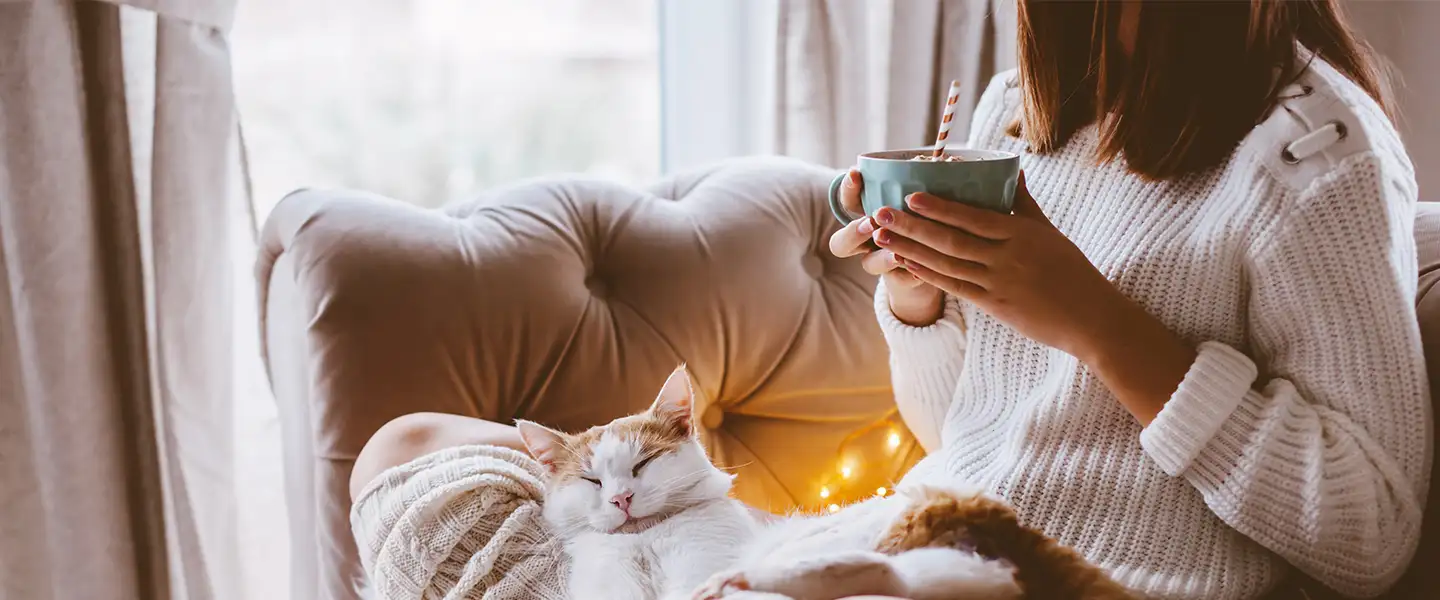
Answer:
[
  {"xmin": 0, "ymin": 0, "xmax": 248, "ymax": 598},
  {"xmin": 774, "ymin": 0, "xmax": 1017, "ymax": 167},
  {"xmin": 1345, "ymin": 1, "xmax": 1440, "ymax": 196}
]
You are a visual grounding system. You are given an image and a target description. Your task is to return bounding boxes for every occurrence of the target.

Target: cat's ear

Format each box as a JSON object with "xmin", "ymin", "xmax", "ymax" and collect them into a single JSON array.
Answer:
[
  {"xmin": 516, "ymin": 420, "xmax": 567, "ymax": 473},
  {"xmin": 649, "ymin": 364, "xmax": 695, "ymax": 437}
]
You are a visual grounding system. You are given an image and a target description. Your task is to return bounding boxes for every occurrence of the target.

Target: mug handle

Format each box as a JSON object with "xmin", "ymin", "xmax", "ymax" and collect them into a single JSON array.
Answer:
[{"xmin": 827, "ymin": 172, "xmax": 855, "ymax": 225}]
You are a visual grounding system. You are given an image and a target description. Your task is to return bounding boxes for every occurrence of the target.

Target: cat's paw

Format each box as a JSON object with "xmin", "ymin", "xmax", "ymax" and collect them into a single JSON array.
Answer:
[{"xmin": 691, "ymin": 570, "xmax": 750, "ymax": 600}]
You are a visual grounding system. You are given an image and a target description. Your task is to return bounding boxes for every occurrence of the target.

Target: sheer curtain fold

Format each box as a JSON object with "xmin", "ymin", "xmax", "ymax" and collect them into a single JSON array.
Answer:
[
  {"xmin": 774, "ymin": 0, "xmax": 1016, "ymax": 168},
  {"xmin": 98, "ymin": 0, "xmax": 235, "ymax": 30},
  {"xmin": 0, "ymin": 1, "xmax": 245, "ymax": 599}
]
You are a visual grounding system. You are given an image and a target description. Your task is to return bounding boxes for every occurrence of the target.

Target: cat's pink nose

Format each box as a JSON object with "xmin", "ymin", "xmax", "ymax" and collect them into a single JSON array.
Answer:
[{"xmin": 609, "ymin": 491, "xmax": 633, "ymax": 513}]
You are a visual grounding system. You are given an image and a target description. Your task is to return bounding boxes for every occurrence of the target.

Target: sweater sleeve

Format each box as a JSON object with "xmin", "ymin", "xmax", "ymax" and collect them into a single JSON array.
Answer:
[
  {"xmin": 874, "ymin": 278, "xmax": 968, "ymax": 452},
  {"xmin": 1139, "ymin": 153, "xmax": 1431, "ymax": 597}
]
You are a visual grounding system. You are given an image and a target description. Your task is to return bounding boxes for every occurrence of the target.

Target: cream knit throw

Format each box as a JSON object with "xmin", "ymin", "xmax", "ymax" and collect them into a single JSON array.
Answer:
[{"xmin": 351, "ymin": 445, "xmax": 566, "ymax": 600}]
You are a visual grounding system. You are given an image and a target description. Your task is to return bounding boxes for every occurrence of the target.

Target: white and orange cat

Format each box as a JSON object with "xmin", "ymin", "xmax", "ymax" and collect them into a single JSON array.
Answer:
[
  {"xmin": 519, "ymin": 366, "xmax": 1127, "ymax": 600},
  {"xmin": 518, "ymin": 365, "xmax": 757, "ymax": 599}
]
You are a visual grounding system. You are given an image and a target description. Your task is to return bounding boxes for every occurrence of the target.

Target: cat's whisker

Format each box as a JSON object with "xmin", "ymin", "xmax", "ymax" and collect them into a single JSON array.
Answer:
[
  {"xmin": 645, "ymin": 467, "xmax": 709, "ymax": 489},
  {"xmin": 640, "ymin": 471, "xmax": 713, "ymax": 499}
]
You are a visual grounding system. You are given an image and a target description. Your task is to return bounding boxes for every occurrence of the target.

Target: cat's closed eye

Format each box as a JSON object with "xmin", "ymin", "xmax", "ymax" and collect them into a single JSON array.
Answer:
[
  {"xmin": 632, "ymin": 455, "xmax": 658, "ymax": 477},
  {"xmin": 581, "ymin": 476, "xmax": 601, "ymax": 486}
]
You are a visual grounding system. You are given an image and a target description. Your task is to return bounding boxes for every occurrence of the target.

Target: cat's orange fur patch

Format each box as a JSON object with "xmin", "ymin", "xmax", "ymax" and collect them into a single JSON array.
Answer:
[
  {"xmin": 877, "ymin": 486, "xmax": 1133, "ymax": 600},
  {"xmin": 537, "ymin": 364, "xmax": 695, "ymax": 483}
]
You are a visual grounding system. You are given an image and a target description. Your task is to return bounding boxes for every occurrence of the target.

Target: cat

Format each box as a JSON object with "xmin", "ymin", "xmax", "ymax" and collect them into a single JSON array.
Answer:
[
  {"xmin": 517, "ymin": 365, "xmax": 757, "ymax": 600},
  {"xmin": 520, "ymin": 365, "xmax": 1128, "ymax": 600}
]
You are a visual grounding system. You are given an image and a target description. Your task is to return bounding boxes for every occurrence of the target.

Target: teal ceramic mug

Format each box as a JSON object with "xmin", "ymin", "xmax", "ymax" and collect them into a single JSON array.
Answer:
[{"xmin": 827, "ymin": 148, "xmax": 1021, "ymax": 225}]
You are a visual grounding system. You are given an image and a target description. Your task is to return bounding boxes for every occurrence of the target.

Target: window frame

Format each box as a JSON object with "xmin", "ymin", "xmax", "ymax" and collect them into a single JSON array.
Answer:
[{"xmin": 658, "ymin": 0, "xmax": 776, "ymax": 174}]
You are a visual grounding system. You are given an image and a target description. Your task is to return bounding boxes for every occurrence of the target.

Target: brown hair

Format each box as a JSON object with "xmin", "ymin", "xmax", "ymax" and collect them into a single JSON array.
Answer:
[{"xmin": 1010, "ymin": 0, "xmax": 1392, "ymax": 180}]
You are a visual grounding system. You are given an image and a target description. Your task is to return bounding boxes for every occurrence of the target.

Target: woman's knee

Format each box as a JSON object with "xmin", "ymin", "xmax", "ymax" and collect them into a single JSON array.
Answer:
[
  {"xmin": 350, "ymin": 412, "xmax": 524, "ymax": 501},
  {"xmin": 351, "ymin": 412, "xmax": 450, "ymax": 501}
]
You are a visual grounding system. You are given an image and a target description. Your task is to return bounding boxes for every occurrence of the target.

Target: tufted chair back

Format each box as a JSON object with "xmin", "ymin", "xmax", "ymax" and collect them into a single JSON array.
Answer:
[{"xmin": 257, "ymin": 158, "xmax": 922, "ymax": 600}]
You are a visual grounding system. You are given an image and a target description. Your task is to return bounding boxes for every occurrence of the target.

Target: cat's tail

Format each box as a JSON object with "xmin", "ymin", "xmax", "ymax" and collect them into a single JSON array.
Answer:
[
  {"xmin": 875, "ymin": 485, "xmax": 1134, "ymax": 600},
  {"xmin": 888, "ymin": 547, "xmax": 1023, "ymax": 600}
]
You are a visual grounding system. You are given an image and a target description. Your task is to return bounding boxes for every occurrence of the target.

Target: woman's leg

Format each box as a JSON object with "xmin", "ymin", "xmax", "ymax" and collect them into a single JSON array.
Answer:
[
  {"xmin": 350, "ymin": 412, "xmax": 525, "ymax": 501},
  {"xmin": 349, "ymin": 413, "xmax": 564, "ymax": 599}
]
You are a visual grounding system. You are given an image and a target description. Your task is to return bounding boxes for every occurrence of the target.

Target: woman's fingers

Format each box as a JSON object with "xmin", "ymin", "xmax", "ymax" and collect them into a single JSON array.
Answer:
[
  {"xmin": 873, "ymin": 207, "xmax": 995, "ymax": 264},
  {"xmin": 904, "ymin": 193, "xmax": 1014, "ymax": 240},
  {"xmin": 874, "ymin": 229, "xmax": 989, "ymax": 284},
  {"xmin": 900, "ymin": 259, "xmax": 987, "ymax": 302},
  {"xmin": 885, "ymin": 268, "xmax": 927, "ymax": 289},
  {"xmin": 828, "ymin": 216, "xmax": 879, "ymax": 258},
  {"xmin": 860, "ymin": 248, "xmax": 900, "ymax": 275},
  {"xmin": 826, "ymin": 169, "xmax": 869, "ymax": 258},
  {"xmin": 861, "ymin": 249, "xmax": 927, "ymax": 290},
  {"xmin": 841, "ymin": 168, "xmax": 863, "ymax": 217}
]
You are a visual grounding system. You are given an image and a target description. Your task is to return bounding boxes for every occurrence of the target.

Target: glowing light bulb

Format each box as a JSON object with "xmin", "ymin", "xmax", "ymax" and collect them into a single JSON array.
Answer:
[
  {"xmin": 887, "ymin": 432, "xmax": 902, "ymax": 450},
  {"xmin": 876, "ymin": 487, "xmax": 887, "ymax": 497},
  {"xmin": 828, "ymin": 504, "xmax": 840, "ymax": 513},
  {"xmin": 840, "ymin": 464, "xmax": 854, "ymax": 479},
  {"xmin": 819, "ymin": 486, "xmax": 831, "ymax": 499}
]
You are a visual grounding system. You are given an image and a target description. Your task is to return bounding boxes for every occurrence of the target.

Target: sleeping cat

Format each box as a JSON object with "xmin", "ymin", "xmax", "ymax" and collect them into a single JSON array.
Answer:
[
  {"xmin": 517, "ymin": 365, "xmax": 757, "ymax": 600},
  {"xmin": 519, "ymin": 365, "xmax": 1127, "ymax": 600}
]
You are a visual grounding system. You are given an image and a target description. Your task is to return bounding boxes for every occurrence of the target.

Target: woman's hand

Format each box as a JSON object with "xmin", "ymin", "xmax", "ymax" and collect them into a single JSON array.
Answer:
[
  {"xmin": 872, "ymin": 172, "xmax": 1196, "ymax": 424},
  {"xmin": 827, "ymin": 168, "xmax": 946, "ymax": 326}
]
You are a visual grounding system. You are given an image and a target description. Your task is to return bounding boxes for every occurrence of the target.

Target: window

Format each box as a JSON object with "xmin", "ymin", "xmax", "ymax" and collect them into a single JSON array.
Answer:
[
  {"xmin": 234, "ymin": 0, "xmax": 660, "ymax": 219},
  {"xmin": 230, "ymin": 3, "xmax": 661, "ymax": 597},
  {"xmin": 658, "ymin": 0, "xmax": 776, "ymax": 172}
]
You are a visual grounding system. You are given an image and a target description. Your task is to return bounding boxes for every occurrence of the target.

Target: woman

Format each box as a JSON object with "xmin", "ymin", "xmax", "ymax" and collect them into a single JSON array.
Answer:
[
  {"xmin": 829, "ymin": 0, "xmax": 1427, "ymax": 597},
  {"xmin": 352, "ymin": 1, "xmax": 1429, "ymax": 598}
]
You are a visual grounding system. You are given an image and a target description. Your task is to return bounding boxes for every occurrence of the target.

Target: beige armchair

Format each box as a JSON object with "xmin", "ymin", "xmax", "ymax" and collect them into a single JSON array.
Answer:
[{"xmin": 258, "ymin": 157, "xmax": 1438, "ymax": 600}]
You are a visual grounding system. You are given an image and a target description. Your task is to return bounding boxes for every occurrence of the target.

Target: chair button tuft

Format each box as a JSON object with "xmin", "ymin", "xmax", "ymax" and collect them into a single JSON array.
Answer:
[{"xmin": 701, "ymin": 405, "xmax": 725, "ymax": 430}]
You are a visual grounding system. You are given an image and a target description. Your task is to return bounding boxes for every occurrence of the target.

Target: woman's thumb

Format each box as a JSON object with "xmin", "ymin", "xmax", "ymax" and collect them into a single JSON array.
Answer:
[{"xmin": 1011, "ymin": 170, "xmax": 1048, "ymax": 222}]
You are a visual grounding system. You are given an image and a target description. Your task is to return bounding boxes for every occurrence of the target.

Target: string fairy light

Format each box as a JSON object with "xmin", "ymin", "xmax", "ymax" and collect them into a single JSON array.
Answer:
[{"xmin": 813, "ymin": 410, "xmax": 915, "ymax": 509}]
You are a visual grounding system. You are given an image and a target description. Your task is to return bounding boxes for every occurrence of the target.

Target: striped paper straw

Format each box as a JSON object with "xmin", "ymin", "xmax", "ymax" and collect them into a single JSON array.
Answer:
[{"xmin": 932, "ymin": 80, "xmax": 962, "ymax": 158}]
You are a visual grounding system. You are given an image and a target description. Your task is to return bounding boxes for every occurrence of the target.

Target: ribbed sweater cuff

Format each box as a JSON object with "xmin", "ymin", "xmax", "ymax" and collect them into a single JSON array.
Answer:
[
  {"xmin": 873, "ymin": 278, "xmax": 967, "ymax": 370},
  {"xmin": 1140, "ymin": 341, "xmax": 1259, "ymax": 477}
]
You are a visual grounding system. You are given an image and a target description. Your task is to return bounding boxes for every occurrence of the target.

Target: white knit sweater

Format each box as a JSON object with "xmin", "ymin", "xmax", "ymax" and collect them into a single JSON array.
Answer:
[{"xmin": 883, "ymin": 60, "xmax": 1431, "ymax": 600}]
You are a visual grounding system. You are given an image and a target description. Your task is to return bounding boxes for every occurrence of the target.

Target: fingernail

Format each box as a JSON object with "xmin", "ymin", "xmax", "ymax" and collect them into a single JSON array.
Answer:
[
  {"xmin": 857, "ymin": 218, "xmax": 875, "ymax": 235},
  {"xmin": 875, "ymin": 209, "xmax": 894, "ymax": 225},
  {"xmin": 906, "ymin": 194, "xmax": 926, "ymax": 209},
  {"xmin": 874, "ymin": 229, "xmax": 892, "ymax": 245}
]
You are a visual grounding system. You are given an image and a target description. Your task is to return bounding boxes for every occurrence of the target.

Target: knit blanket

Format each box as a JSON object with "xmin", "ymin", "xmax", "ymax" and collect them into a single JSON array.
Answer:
[{"xmin": 351, "ymin": 445, "xmax": 567, "ymax": 600}]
